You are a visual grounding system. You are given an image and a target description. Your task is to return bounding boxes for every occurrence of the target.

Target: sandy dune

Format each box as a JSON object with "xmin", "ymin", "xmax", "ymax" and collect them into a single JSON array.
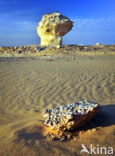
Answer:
[{"xmin": 0, "ymin": 55, "xmax": 115, "ymax": 156}]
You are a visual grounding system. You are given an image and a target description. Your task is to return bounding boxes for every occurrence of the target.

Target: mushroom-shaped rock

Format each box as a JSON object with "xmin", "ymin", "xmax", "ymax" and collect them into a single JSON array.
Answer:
[{"xmin": 37, "ymin": 12, "xmax": 73, "ymax": 48}]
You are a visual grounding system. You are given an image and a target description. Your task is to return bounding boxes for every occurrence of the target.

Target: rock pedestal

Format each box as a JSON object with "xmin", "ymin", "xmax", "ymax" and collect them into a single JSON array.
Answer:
[{"xmin": 37, "ymin": 12, "xmax": 73, "ymax": 48}]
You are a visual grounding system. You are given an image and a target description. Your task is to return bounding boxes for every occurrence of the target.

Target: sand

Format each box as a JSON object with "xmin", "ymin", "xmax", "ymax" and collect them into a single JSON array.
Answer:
[{"xmin": 0, "ymin": 54, "xmax": 115, "ymax": 156}]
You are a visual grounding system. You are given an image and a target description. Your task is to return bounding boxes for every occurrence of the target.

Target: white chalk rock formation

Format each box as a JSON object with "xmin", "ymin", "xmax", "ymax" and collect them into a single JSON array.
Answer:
[
  {"xmin": 96, "ymin": 43, "xmax": 101, "ymax": 46},
  {"xmin": 37, "ymin": 12, "xmax": 73, "ymax": 48},
  {"xmin": 44, "ymin": 100, "xmax": 101, "ymax": 131}
]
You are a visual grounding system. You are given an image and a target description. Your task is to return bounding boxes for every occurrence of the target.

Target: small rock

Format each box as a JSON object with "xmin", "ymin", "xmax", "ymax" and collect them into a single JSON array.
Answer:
[
  {"xmin": 92, "ymin": 128, "xmax": 96, "ymax": 132},
  {"xmin": 88, "ymin": 129, "xmax": 92, "ymax": 133},
  {"xmin": 60, "ymin": 137, "xmax": 65, "ymax": 141},
  {"xmin": 96, "ymin": 43, "xmax": 101, "ymax": 46},
  {"xmin": 73, "ymin": 136, "xmax": 77, "ymax": 140},
  {"xmin": 56, "ymin": 45, "xmax": 61, "ymax": 49}
]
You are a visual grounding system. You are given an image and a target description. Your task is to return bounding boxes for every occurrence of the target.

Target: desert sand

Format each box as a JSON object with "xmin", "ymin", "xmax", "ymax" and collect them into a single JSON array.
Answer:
[{"xmin": 0, "ymin": 49, "xmax": 115, "ymax": 155}]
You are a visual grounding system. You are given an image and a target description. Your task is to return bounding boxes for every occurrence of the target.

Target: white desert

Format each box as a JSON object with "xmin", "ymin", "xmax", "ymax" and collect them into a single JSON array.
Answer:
[{"xmin": 0, "ymin": 12, "xmax": 115, "ymax": 156}]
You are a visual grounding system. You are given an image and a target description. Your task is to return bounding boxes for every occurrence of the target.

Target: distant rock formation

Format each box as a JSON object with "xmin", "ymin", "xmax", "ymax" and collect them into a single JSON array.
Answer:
[
  {"xmin": 43, "ymin": 100, "xmax": 101, "ymax": 131},
  {"xmin": 37, "ymin": 12, "xmax": 73, "ymax": 48},
  {"xmin": 96, "ymin": 43, "xmax": 101, "ymax": 46}
]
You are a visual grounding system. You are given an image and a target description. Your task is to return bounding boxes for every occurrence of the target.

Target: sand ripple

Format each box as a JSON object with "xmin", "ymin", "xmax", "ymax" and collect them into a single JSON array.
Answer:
[{"xmin": 0, "ymin": 56, "xmax": 115, "ymax": 156}]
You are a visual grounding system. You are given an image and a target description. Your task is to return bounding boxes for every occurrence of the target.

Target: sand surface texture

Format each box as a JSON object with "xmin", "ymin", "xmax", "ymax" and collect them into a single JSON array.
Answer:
[{"xmin": 0, "ymin": 55, "xmax": 115, "ymax": 156}]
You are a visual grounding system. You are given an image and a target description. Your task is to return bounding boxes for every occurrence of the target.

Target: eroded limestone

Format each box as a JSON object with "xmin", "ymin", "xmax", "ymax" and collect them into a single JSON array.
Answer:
[{"xmin": 37, "ymin": 12, "xmax": 73, "ymax": 48}]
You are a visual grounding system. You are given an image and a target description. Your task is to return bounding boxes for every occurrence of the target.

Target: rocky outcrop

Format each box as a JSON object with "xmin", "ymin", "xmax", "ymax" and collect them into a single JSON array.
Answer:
[
  {"xmin": 43, "ymin": 100, "xmax": 101, "ymax": 131},
  {"xmin": 37, "ymin": 12, "xmax": 73, "ymax": 48}
]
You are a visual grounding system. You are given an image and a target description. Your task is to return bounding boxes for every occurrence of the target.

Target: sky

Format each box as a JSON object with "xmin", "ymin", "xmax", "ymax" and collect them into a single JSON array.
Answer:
[{"xmin": 0, "ymin": 0, "xmax": 115, "ymax": 46}]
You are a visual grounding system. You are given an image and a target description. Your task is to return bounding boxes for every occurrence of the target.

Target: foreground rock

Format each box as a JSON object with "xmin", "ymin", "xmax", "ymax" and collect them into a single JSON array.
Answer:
[
  {"xmin": 44, "ymin": 100, "xmax": 101, "ymax": 132},
  {"xmin": 37, "ymin": 12, "xmax": 73, "ymax": 48}
]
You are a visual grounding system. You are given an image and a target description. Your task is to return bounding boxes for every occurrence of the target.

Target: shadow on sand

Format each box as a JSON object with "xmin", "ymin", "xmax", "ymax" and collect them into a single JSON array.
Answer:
[
  {"xmin": 99, "ymin": 104, "xmax": 115, "ymax": 126},
  {"xmin": 75, "ymin": 104, "xmax": 115, "ymax": 132}
]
